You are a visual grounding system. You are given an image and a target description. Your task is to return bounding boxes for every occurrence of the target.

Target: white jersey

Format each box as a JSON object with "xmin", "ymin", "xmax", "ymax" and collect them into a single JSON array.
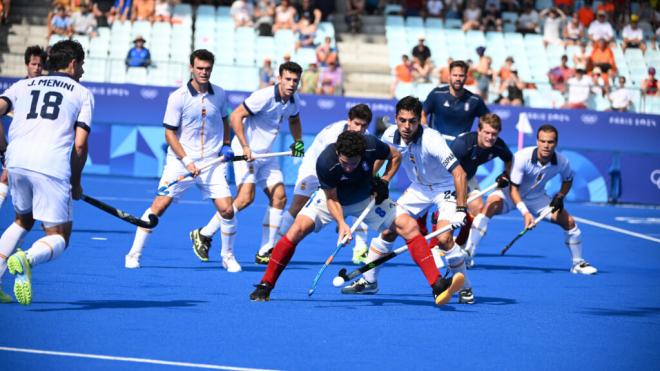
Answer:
[
  {"xmin": 1, "ymin": 73, "xmax": 94, "ymax": 180},
  {"xmin": 233, "ymin": 84, "xmax": 299, "ymax": 154},
  {"xmin": 381, "ymin": 125, "xmax": 458, "ymax": 188},
  {"xmin": 510, "ymin": 146, "xmax": 574, "ymax": 200},
  {"xmin": 299, "ymin": 120, "xmax": 369, "ymax": 176},
  {"xmin": 163, "ymin": 81, "xmax": 229, "ymax": 161}
]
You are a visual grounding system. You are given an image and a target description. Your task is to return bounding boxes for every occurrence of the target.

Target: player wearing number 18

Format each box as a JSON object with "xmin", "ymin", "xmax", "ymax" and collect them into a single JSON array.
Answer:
[{"xmin": 0, "ymin": 40, "xmax": 94, "ymax": 305}]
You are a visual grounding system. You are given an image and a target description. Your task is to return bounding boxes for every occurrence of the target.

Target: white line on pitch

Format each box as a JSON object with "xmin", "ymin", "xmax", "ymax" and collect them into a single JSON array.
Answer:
[
  {"xmin": 573, "ymin": 216, "xmax": 660, "ymax": 244},
  {"xmin": 0, "ymin": 346, "xmax": 278, "ymax": 371}
]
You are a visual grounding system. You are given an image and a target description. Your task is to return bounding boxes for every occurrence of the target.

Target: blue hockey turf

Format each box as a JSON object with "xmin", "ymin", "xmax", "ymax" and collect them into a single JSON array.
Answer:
[{"xmin": 1, "ymin": 175, "xmax": 659, "ymax": 371}]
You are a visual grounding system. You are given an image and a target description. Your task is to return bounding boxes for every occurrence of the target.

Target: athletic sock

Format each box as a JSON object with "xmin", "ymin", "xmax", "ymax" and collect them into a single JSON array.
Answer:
[
  {"xmin": 26, "ymin": 235, "xmax": 66, "ymax": 266},
  {"xmin": 277, "ymin": 211, "xmax": 295, "ymax": 238},
  {"xmin": 407, "ymin": 234, "xmax": 440, "ymax": 286},
  {"xmin": 220, "ymin": 215, "xmax": 238, "ymax": 257},
  {"xmin": 466, "ymin": 214, "xmax": 490, "ymax": 257},
  {"xmin": 362, "ymin": 237, "xmax": 393, "ymax": 283},
  {"xmin": 200, "ymin": 212, "xmax": 222, "ymax": 237},
  {"xmin": 565, "ymin": 225, "xmax": 583, "ymax": 264},
  {"xmin": 127, "ymin": 208, "xmax": 154, "ymax": 256},
  {"xmin": 262, "ymin": 235, "xmax": 296, "ymax": 286},
  {"xmin": 0, "ymin": 223, "xmax": 27, "ymax": 283},
  {"xmin": 259, "ymin": 207, "xmax": 283, "ymax": 255},
  {"xmin": 445, "ymin": 243, "xmax": 471, "ymax": 289},
  {"xmin": 0, "ymin": 183, "xmax": 8, "ymax": 209},
  {"xmin": 353, "ymin": 221, "xmax": 369, "ymax": 250}
]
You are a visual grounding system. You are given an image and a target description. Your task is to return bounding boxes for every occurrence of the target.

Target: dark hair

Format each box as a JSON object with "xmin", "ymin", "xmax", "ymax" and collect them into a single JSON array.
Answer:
[
  {"xmin": 336, "ymin": 131, "xmax": 367, "ymax": 158},
  {"xmin": 24, "ymin": 45, "xmax": 47, "ymax": 65},
  {"xmin": 47, "ymin": 40, "xmax": 85, "ymax": 71},
  {"xmin": 190, "ymin": 49, "xmax": 215, "ymax": 66},
  {"xmin": 537, "ymin": 124, "xmax": 559, "ymax": 141},
  {"xmin": 479, "ymin": 113, "xmax": 502, "ymax": 132},
  {"xmin": 449, "ymin": 60, "xmax": 468, "ymax": 73},
  {"xmin": 348, "ymin": 104, "xmax": 372, "ymax": 124},
  {"xmin": 279, "ymin": 61, "xmax": 303, "ymax": 76},
  {"xmin": 395, "ymin": 96, "xmax": 422, "ymax": 118}
]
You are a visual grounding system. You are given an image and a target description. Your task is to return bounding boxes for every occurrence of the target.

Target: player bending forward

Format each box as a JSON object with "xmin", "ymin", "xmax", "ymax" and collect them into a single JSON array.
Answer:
[
  {"xmin": 249, "ymin": 131, "xmax": 465, "ymax": 305},
  {"xmin": 465, "ymin": 124, "xmax": 597, "ymax": 275}
]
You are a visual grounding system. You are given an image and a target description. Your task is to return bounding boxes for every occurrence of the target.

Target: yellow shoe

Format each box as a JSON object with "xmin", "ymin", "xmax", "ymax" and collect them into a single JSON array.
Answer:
[
  {"xmin": 0, "ymin": 289, "xmax": 12, "ymax": 303},
  {"xmin": 7, "ymin": 249, "xmax": 32, "ymax": 305},
  {"xmin": 432, "ymin": 273, "xmax": 465, "ymax": 306}
]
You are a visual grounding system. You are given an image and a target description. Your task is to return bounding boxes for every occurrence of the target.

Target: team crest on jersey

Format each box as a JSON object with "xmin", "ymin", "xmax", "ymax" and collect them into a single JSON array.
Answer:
[
  {"xmin": 443, "ymin": 100, "xmax": 450, "ymax": 107},
  {"xmin": 362, "ymin": 161, "xmax": 369, "ymax": 171},
  {"xmin": 249, "ymin": 165, "xmax": 255, "ymax": 174},
  {"xmin": 300, "ymin": 182, "xmax": 306, "ymax": 190},
  {"xmin": 464, "ymin": 102, "xmax": 469, "ymax": 111},
  {"xmin": 409, "ymin": 153, "xmax": 416, "ymax": 164},
  {"xmin": 201, "ymin": 108, "xmax": 207, "ymax": 117}
]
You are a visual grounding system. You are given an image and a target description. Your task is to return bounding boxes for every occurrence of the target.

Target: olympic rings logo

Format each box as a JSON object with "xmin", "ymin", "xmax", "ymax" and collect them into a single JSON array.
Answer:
[{"xmin": 651, "ymin": 170, "xmax": 660, "ymax": 190}]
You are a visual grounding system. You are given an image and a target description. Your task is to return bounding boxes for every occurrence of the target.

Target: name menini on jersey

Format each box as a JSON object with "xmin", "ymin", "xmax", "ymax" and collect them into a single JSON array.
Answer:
[{"xmin": 27, "ymin": 78, "xmax": 75, "ymax": 91}]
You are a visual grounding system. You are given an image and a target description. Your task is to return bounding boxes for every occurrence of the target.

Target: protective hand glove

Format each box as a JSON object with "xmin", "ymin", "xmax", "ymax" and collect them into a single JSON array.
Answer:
[
  {"xmin": 290, "ymin": 140, "xmax": 305, "ymax": 157},
  {"xmin": 450, "ymin": 206, "xmax": 468, "ymax": 229},
  {"xmin": 550, "ymin": 193, "xmax": 564, "ymax": 213},
  {"xmin": 219, "ymin": 144, "xmax": 234, "ymax": 161},
  {"xmin": 371, "ymin": 177, "xmax": 390, "ymax": 204},
  {"xmin": 495, "ymin": 171, "xmax": 510, "ymax": 188}
]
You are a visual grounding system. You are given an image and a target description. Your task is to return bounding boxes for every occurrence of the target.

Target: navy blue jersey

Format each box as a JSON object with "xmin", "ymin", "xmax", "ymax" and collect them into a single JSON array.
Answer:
[
  {"xmin": 316, "ymin": 135, "xmax": 391, "ymax": 205},
  {"xmin": 450, "ymin": 132, "xmax": 513, "ymax": 179},
  {"xmin": 423, "ymin": 86, "xmax": 489, "ymax": 140}
]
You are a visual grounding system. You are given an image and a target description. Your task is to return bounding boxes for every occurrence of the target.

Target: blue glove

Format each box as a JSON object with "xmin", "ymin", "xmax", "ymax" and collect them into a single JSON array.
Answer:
[{"xmin": 219, "ymin": 145, "xmax": 234, "ymax": 161}]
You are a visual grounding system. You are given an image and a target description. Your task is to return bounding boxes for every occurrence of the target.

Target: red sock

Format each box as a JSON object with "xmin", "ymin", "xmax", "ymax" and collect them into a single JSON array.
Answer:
[
  {"xmin": 455, "ymin": 213, "xmax": 474, "ymax": 246},
  {"xmin": 407, "ymin": 234, "xmax": 439, "ymax": 286},
  {"xmin": 262, "ymin": 236, "xmax": 297, "ymax": 286},
  {"xmin": 416, "ymin": 212, "xmax": 429, "ymax": 236}
]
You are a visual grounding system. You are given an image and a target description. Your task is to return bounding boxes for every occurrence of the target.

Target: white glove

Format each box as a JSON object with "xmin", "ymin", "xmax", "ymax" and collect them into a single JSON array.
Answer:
[{"xmin": 450, "ymin": 206, "xmax": 467, "ymax": 229}]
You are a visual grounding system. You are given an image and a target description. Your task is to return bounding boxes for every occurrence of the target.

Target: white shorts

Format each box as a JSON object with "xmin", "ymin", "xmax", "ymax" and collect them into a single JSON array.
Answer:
[
  {"xmin": 8, "ymin": 167, "xmax": 72, "ymax": 224},
  {"xmin": 293, "ymin": 171, "xmax": 319, "ymax": 198},
  {"xmin": 159, "ymin": 158, "xmax": 232, "ymax": 199},
  {"xmin": 395, "ymin": 182, "xmax": 458, "ymax": 222},
  {"xmin": 299, "ymin": 190, "xmax": 398, "ymax": 233},
  {"xmin": 490, "ymin": 188, "xmax": 553, "ymax": 220},
  {"xmin": 233, "ymin": 157, "xmax": 284, "ymax": 189}
]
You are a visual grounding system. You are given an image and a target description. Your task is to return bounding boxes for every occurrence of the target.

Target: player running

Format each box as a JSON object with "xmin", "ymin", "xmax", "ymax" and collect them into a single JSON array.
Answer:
[
  {"xmin": 0, "ymin": 40, "xmax": 94, "ymax": 305},
  {"xmin": 123, "ymin": 49, "xmax": 238, "ymax": 271},
  {"xmin": 342, "ymin": 96, "xmax": 471, "ymax": 304},
  {"xmin": 190, "ymin": 61, "xmax": 305, "ymax": 269},
  {"xmin": 249, "ymin": 130, "xmax": 465, "ymax": 305},
  {"xmin": 464, "ymin": 124, "xmax": 598, "ymax": 275},
  {"xmin": 272, "ymin": 103, "xmax": 372, "ymax": 266}
]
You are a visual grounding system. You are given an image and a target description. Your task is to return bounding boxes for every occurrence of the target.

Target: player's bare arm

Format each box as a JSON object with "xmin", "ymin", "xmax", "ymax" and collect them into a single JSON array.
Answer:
[
  {"xmin": 380, "ymin": 144, "xmax": 402, "ymax": 182},
  {"xmin": 70, "ymin": 126, "xmax": 89, "ymax": 200},
  {"xmin": 324, "ymin": 187, "xmax": 351, "ymax": 244},
  {"xmin": 222, "ymin": 116, "xmax": 231, "ymax": 145},
  {"xmin": 165, "ymin": 128, "xmax": 199, "ymax": 176},
  {"xmin": 451, "ymin": 164, "xmax": 468, "ymax": 208},
  {"xmin": 289, "ymin": 114, "xmax": 302, "ymax": 142},
  {"xmin": 510, "ymin": 184, "xmax": 535, "ymax": 228},
  {"xmin": 229, "ymin": 103, "xmax": 252, "ymax": 160}
]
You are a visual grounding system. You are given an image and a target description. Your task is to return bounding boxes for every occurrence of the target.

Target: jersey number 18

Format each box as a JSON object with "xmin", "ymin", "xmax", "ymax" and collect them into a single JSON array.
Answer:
[{"xmin": 26, "ymin": 90, "xmax": 63, "ymax": 120}]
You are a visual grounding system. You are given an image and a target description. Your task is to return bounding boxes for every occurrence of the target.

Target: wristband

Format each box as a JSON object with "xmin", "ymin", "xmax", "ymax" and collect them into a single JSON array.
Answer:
[
  {"xmin": 181, "ymin": 156, "xmax": 193, "ymax": 166},
  {"xmin": 456, "ymin": 205, "xmax": 467, "ymax": 213},
  {"xmin": 516, "ymin": 201, "xmax": 529, "ymax": 216}
]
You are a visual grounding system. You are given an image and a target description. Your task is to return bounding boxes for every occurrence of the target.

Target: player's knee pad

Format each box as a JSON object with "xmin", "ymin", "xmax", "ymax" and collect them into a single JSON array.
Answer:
[
  {"xmin": 565, "ymin": 225, "xmax": 581, "ymax": 246},
  {"xmin": 445, "ymin": 244, "xmax": 466, "ymax": 269}
]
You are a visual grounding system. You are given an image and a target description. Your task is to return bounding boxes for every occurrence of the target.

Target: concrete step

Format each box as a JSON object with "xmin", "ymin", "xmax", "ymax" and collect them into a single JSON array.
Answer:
[{"xmin": 344, "ymin": 72, "xmax": 392, "ymax": 85}]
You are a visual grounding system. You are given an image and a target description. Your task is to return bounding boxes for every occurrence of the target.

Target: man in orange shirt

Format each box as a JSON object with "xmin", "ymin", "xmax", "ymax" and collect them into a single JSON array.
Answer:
[
  {"xmin": 390, "ymin": 54, "xmax": 413, "ymax": 97},
  {"xmin": 577, "ymin": 0, "xmax": 595, "ymax": 28},
  {"xmin": 132, "ymin": 0, "xmax": 155, "ymax": 22},
  {"xmin": 590, "ymin": 37, "xmax": 617, "ymax": 89}
]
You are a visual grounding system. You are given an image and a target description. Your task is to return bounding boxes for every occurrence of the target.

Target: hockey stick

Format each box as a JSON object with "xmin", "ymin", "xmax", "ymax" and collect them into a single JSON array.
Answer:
[
  {"xmin": 157, "ymin": 151, "xmax": 292, "ymax": 196},
  {"xmin": 308, "ymin": 197, "xmax": 376, "ymax": 297},
  {"xmin": 81, "ymin": 194, "xmax": 159, "ymax": 228},
  {"xmin": 333, "ymin": 182, "xmax": 498, "ymax": 286},
  {"xmin": 500, "ymin": 206, "xmax": 554, "ymax": 255}
]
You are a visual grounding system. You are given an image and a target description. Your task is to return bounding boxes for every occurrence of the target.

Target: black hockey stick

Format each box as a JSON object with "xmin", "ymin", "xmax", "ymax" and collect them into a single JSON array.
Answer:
[
  {"xmin": 500, "ymin": 206, "xmax": 553, "ymax": 255},
  {"xmin": 81, "ymin": 194, "xmax": 159, "ymax": 228}
]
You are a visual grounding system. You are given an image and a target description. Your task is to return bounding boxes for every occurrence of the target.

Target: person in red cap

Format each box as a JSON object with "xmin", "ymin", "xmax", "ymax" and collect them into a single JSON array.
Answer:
[{"xmin": 641, "ymin": 67, "xmax": 658, "ymax": 96}]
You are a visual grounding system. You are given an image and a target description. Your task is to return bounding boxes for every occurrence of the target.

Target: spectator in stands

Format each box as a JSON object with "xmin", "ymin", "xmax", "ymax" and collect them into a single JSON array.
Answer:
[
  {"xmin": 297, "ymin": 0, "xmax": 321, "ymax": 26},
  {"xmin": 495, "ymin": 66, "xmax": 525, "ymax": 106},
  {"xmin": 411, "ymin": 36, "xmax": 431, "ymax": 66},
  {"xmin": 438, "ymin": 57, "xmax": 453, "ymax": 84},
  {"xmin": 231, "ymin": 0, "xmax": 254, "ymax": 28},
  {"xmin": 548, "ymin": 54, "xmax": 574, "ymax": 93},
  {"xmin": 590, "ymin": 37, "xmax": 617, "ymax": 87},
  {"xmin": 259, "ymin": 57, "xmax": 275, "ymax": 88},
  {"xmin": 573, "ymin": 41, "xmax": 589, "ymax": 69},
  {"xmin": 540, "ymin": 7, "xmax": 566, "ymax": 46},
  {"xmin": 595, "ymin": 0, "xmax": 615, "ymax": 21},
  {"xmin": 131, "ymin": 0, "xmax": 154, "ymax": 22},
  {"xmin": 444, "ymin": 0, "xmax": 461, "ymax": 19},
  {"xmin": 345, "ymin": 0, "xmax": 364, "ymax": 33},
  {"xmin": 462, "ymin": 0, "xmax": 481, "ymax": 32},
  {"xmin": 153, "ymin": 0, "xmax": 170, "ymax": 23},
  {"xmin": 563, "ymin": 12, "xmax": 584, "ymax": 46},
  {"xmin": 563, "ymin": 65, "xmax": 594, "ymax": 109},
  {"xmin": 403, "ymin": 0, "xmax": 423, "ymax": 17},
  {"xmin": 92, "ymin": 0, "xmax": 114, "ymax": 27},
  {"xmin": 498, "ymin": 56, "xmax": 515, "ymax": 82},
  {"xmin": 608, "ymin": 76, "xmax": 632, "ymax": 111},
  {"xmin": 426, "ymin": 0, "xmax": 443, "ymax": 18},
  {"xmin": 577, "ymin": 0, "xmax": 594, "ymax": 28},
  {"xmin": 412, "ymin": 54, "xmax": 434, "ymax": 83},
  {"xmin": 500, "ymin": 0, "xmax": 519, "ymax": 12},
  {"xmin": 125, "ymin": 35, "xmax": 151, "ymax": 68},
  {"xmin": 254, "ymin": 0, "xmax": 275, "ymax": 36},
  {"xmin": 516, "ymin": 1, "xmax": 540, "ymax": 35},
  {"xmin": 554, "ymin": 0, "xmax": 572, "ymax": 15},
  {"xmin": 641, "ymin": 67, "xmax": 658, "ymax": 96},
  {"xmin": 0, "ymin": 0, "xmax": 10, "ymax": 24},
  {"xmin": 390, "ymin": 54, "xmax": 413, "ymax": 97},
  {"xmin": 587, "ymin": 10, "xmax": 614, "ymax": 43},
  {"xmin": 316, "ymin": 36, "xmax": 338, "ymax": 67},
  {"xmin": 481, "ymin": 1, "xmax": 503, "ymax": 32},
  {"xmin": 300, "ymin": 62, "xmax": 319, "ymax": 93},
  {"xmin": 316, "ymin": 0, "xmax": 335, "ymax": 22},
  {"xmin": 590, "ymin": 66, "xmax": 608, "ymax": 97},
  {"xmin": 48, "ymin": 6, "xmax": 72, "ymax": 39},
  {"xmin": 24, "ymin": 45, "xmax": 47, "ymax": 78},
  {"xmin": 473, "ymin": 47, "xmax": 493, "ymax": 101},
  {"xmin": 317, "ymin": 60, "xmax": 343, "ymax": 95},
  {"xmin": 295, "ymin": 17, "xmax": 317, "ymax": 51},
  {"xmin": 273, "ymin": 0, "xmax": 296, "ymax": 32},
  {"xmin": 621, "ymin": 15, "xmax": 646, "ymax": 54},
  {"xmin": 70, "ymin": 2, "xmax": 98, "ymax": 37},
  {"xmin": 109, "ymin": 0, "xmax": 132, "ymax": 23}
]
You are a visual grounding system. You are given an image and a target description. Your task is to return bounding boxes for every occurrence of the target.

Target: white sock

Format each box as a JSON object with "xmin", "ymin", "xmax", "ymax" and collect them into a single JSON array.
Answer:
[
  {"xmin": 26, "ymin": 235, "xmax": 66, "ymax": 266},
  {"xmin": 0, "ymin": 182, "xmax": 8, "ymax": 209},
  {"xmin": 565, "ymin": 225, "xmax": 583, "ymax": 264},
  {"xmin": 0, "ymin": 222, "xmax": 28, "ymax": 284},
  {"xmin": 278, "ymin": 211, "xmax": 295, "ymax": 238},
  {"xmin": 446, "ymin": 243, "xmax": 471, "ymax": 289},
  {"xmin": 466, "ymin": 214, "xmax": 490, "ymax": 258},
  {"xmin": 363, "ymin": 237, "xmax": 393, "ymax": 283},
  {"xmin": 200, "ymin": 212, "xmax": 222, "ymax": 237},
  {"xmin": 220, "ymin": 215, "xmax": 238, "ymax": 257},
  {"xmin": 127, "ymin": 208, "xmax": 154, "ymax": 257},
  {"xmin": 259, "ymin": 207, "xmax": 283, "ymax": 255},
  {"xmin": 353, "ymin": 222, "xmax": 368, "ymax": 250}
]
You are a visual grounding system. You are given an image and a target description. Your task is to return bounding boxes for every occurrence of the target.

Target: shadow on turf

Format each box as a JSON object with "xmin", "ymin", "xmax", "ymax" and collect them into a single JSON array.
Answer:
[
  {"xmin": 28, "ymin": 299, "xmax": 207, "ymax": 312},
  {"xmin": 581, "ymin": 307, "xmax": 660, "ymax": 318},
  {"xmin": 279, "ymin": 295, "xmax": 517, "ymax": 308},
  {"xmin": 72, "ymin": 229, "xmax": 135, "ymax": 234}
]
